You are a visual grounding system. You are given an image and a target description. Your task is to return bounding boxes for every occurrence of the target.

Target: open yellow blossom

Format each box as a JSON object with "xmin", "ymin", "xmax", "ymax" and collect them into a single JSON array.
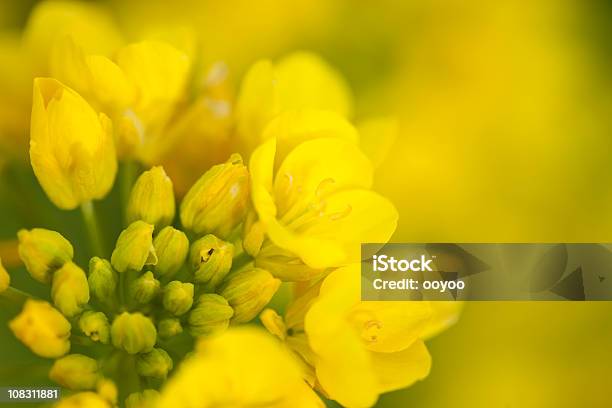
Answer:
[
  {"xmin": 9, "ymin": 299, "xmax": 71, "ymax": 358},
  {"xmin": 248, "ymin": 112, "xmax": 398, "ymax": 280},
  {"xmin": 304, "ymin": 265, "xmax": 432, "ymax": 407},
  {"xmin": 235, "ymin": 52, "xmax": 353, "ymax": 154},
  {"xmin": 30, "ymin": 78, "xmax": 117, "ymax": 210},
  {"xmin": 157, "ymin": 327, "xmax": 322, "ymax": 408}
]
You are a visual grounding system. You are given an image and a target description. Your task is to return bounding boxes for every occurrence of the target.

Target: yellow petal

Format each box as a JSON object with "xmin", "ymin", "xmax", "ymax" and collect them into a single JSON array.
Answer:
[
  {"xmin": 358, "ymin": 117, "xmax": 398, "ymax": 169},
  {"xmin": 370, "ymin": 340, "xmax": 431, "ymax": 394},
  {"xmin": 274, "ymin": 52, "xmax": 353, "ymax": 118},
  {"xmin": 274, "ymin": 137, "xmax": 373, "ymax": 219}
]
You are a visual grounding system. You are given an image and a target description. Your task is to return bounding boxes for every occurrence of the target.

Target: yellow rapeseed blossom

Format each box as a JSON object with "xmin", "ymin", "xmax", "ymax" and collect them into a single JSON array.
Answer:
[
  {"xmin": 248, "ymin": 112, "xmax": 398, "ymax": 280},
  {"xmin": 0, "ymin": 257, "xmax": 10, "ymax": 293},
  {"xmin": 157, "ymin": 327, "xmax": 323, "ymax": 407},
  {"xmin": 304, "ymin": 265, "xmax": 432, "ymax": 407},
  {"xmin": 235, "ymin": 52, "xmax": 353, "ymax": 155},
  {"xmin": 9, "ymin": 299, "xmax": 71, "ymax": 358},
  {"xmin": 30, "ymin": 78, "xmax": 117, "ymax": 210}
]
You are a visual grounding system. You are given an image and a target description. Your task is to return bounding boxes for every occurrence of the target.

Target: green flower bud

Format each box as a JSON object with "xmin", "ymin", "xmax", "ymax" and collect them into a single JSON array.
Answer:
[
  {"xmin": 88, "ymin": 257, "xmax": 117, "ymax": 303},
  {"xmin": 153, "ymin": 226, "xmax": 189, "ymax": 277},
  {"xmin": 0, "ymin": 257, "xmax": 10, "ymax": 293},
  {"xmin": 49, "ymin": 354, "xmax": 99, "ymax": 390},
  {"xmin": 51, "ymin": 262, "xmax": 89, "ymax": 317},
  {"xmin": 125, "ymin": 390, "xmax": 160, "ymax": 408},
  {"xmin": 180, "ymin": 154, "xmax": 249, "ymax": 239},
  {"xmin": 188, "ymin": 294, "xmax": 233, "ymax": 336},
  {"xmin": 129, "ymin": 271, "xmax": 161, "ymax": 304},
  {"xmin": 17, "ymin": 228, "xmax": 73, "ymax": 284},
  {"xmin": 111, "ymin": 221, "xmax": 157, "ymax": 273},
  {"xmin": 162, "ymin": 281, "xmax": 194, "ymax": 316},
  {"xmin": 126, "ymin": 166, "xmax": 176, "ymax": 230},
  {"xmin": 157, "ymin": 318, "xmax": 183, "ymax": 339},
  {"xmin": 111, "ymin": 312, "xmax": 157, "ymax": 354},
  {"xmin": 220, "ymin": 268, "xmax": 281, "ymax": 323},
  {"xmin": 190, "ymin": 234, "xmax": 233, "ymax": 291},
  {"xmin": 136, "ymin": 348, "xmax": 173, "ymax": 379},
  {"xmin": 242, "ymin": 209, "xmax": 265, "ymax": 257},
  {"xmin": 78, "ymin": 311, "xmax": 110, "ymax": 344}
]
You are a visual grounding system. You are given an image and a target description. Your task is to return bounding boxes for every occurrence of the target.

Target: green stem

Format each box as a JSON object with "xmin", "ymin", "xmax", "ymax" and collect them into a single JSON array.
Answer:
[
  {"xmin": 120, "ymin": 161, "xmax": 138, "ymax": 225},
  {"xmin": 81, "ymin": 201, "xmax": 105, "ymax": 257},
  {"xmin": 0, "ymin": 286, "xmax": 35, "ymax": 305}
]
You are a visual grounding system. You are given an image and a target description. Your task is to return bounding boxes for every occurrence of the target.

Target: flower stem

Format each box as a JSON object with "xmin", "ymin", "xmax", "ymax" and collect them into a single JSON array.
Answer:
[
  {"xmin": 0, "ymin": 287, "xmax": 35, "ymax": 310},
  {"xmin": 81, "ymin": 201, "xmax": 105, "ymax": 257},
  {"xmin": 120, "ymin": 161, "xmax": 138, "ymax": 225}
]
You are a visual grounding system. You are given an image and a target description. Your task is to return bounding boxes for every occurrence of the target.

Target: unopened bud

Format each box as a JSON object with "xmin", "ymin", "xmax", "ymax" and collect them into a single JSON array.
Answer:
[
  {"xmin": 88, "ymin": 257, "xmax": 117, "ymax": 303},
  {"xmin": 49, "ymin": 354, "xmax": 99, "ymax": 390},
  {"xmin": 180, "ymin": 154, "xmax": 249, "ymax": 238},
  {"xmin": 78, "ymin": 311, "xmax": 110, "ymax": 344},
  {"xmin": 0, "ymin": 257, "xmax": 10, "ymax": 293},
  {"xmin": 17, "ymin": 228, "xmax": 73, "ymax": 284},
  {"xmin": 190, "ymin": 235, "xmax": 233, "ymax": 291},
  {"xmin": 9, "ymin": 299, "xmax": 71, "ymax": 358},
  {"xmin": 126, "ymin": 166, "xmax": 176, "ymax": 229},
  {"xmin": 188, "ymin": 294, "xmax": 233, "ymax": 336},
  {"xmin": 220, "ymin": 268, "xmax": 280, "ymax": 323},
  {"xmin": 111, "ymin": 221, "xmax": 157, "ymax": 273},
  {"xmin": 96, "ymin": 378, "xmax": 118, "ymax": 405},
  {"xmin": 162, "ymin": 281, "xmax": 194, "ymax": 316},
  {"xmin": 51, "ymin": 262, "xmax": 90, "ymax": 317},
  {"xmin": 111, "ymin": 312, "xmax": 157, "ymax": 354},
  {"xmin": 125, "ymin": 390, "xmax": 160, "ymax": 408},
  {"xmin": 242, "ymin": 209, "xmax": 265, "ymax": 257},
  {"xmin": 136, "ymin": 348, "xmax": 173, "ymax": 379},
  {"xmin": 129, "ymin": 271, "xmax": 160, "ymax": 304},
  {"xmin": 153, "ymin": 227, "xmax": 189, "ymax": 277},
  {"xmin": 157, "ymin": 318, "xmax": 183, "ymax": 339}
]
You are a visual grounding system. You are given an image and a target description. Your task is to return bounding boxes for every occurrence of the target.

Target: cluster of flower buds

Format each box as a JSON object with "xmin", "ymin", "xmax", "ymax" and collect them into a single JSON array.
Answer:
[{"xmin": 7, "ymin": 154, "xmax": 281, "ymax": 405}]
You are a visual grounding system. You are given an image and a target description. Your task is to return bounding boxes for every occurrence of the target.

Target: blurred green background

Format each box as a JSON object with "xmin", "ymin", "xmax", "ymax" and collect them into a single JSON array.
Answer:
[{"xmin": 1, "ymin": 0, "xmax": 612, "ymax": 406}]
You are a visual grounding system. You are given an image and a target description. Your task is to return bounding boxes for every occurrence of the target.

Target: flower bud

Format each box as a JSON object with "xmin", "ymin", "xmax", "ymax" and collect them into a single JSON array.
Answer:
[
  {"xmin": 162, "ymin": 281, "xmax": 194, "ymax": 316},
  {"xmin": 9, "ymin": 299, "xmax": 71, "ymax": 358},
  {"xmin": 190, "ymin": 234, "xmax": 233, "ymax": 291},
  {"xmin": 30, "ymin": 78, "xmax": 117, "ymax": 210},
  {"xmin": 51, "ymin": 262, "xmax": 90, "ymax": 317},
  {"xmin": 49, "ymin": 354, "xmax": 99, "ymax": 390},
  {"xmin": 153, "ymin": 226, "xmax": 189, "ymax": 277},
  {"xmin": 188, "ymin": 294, "xmax": 233, "ymax": 336},
  {"xmin": 180, "ymin": 154, "xmax": 249, "ymax": 238},
  {"xmin": 88, "ymin": 257, "xmax": 117, "ymax": 303},
  {"xmin": 78, "ymin": 311, "xmax": 110, "ymax": 344},
  {"xmin": 129, "ymin": 271, "xmax": 161, "ymax": 304},
  {"xmin": 242, "ymin": 209, "xmax": 265, "ymax": 257},
  {"xmin": 125, "ymin": 390, "xmax": 160, "ymax": 408},
  {"xmin": 220, "ymin": 268, "xmax": 281, "ymax": 323},
  {"xmin": 54, "ymin": 392, "xmax": 109, "ymax": 408},
  {"xmin": 111, "ymin": 221, "xmax": 157, "ymax": 273},
  {"xmin": 126, "ymin": 166, "xmax": 176, "ymax": 229},
  {"xmin": 96, "ymin": 378, "xmax": 118, "ymax": 405},
  {"xmin": 136, "ymin": 348, "xmax": 173, "ymax": 379},
  {"xmin": 111, "ymin": 312, "xmax": 157, "ymax": 354},
  {"xmin": 17, "ymin": 228, "xmax": 73, "ymax": 284},
  {"xmin": 157, "ymin": 317, "xmax": 183, "ymax": 339},
  {"xmin": 0, "ymin": 257, "xmax": 10, "ymax": 293}
]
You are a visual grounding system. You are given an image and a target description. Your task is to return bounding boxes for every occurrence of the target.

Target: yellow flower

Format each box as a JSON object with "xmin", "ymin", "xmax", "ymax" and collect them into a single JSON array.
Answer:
[
  {"xmin": 157, "ymin": 327, "xmax": 322, "ymax": 407},
  {"xmin": 111, "ymin": 221, "xmax": 157, "ymax": 273},
  {"xmin": 0, "ymin": 257, "xmax": 10, "ymax": 293},
  {"xmin": 153, "ymin": 227, "xmax": 189, "ymax": 278},
  {"xmin": 248, "ymin": 112, "xmax": 398, "ymax": 280},
  {"xmin": 9, "ymin": 299, "xmax": 71, "ymax": 358},
  {"xmin": 30, "ymin": 78, "xmax": 117, "ymax": 210},
  {"xmin": 304, "ymin": 265, "xmax": 432, "ymax": 407},
  {"xmin": 235, "ymin": 52, "xmax": 353, "ymax": 155},
  {"xmin": 219, "ymin": 268, "xmax": 280, "ymax": 323},
  {"xmin": 51, "ymin": 261, "xmax": 90, "ymax": 317},
  {"xmin": 53, "ymin": 392, "xmax": 110, "ymax": 408}
]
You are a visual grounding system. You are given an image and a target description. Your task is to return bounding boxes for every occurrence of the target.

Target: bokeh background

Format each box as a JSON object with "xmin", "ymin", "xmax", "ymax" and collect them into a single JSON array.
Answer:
[{"xmin": 1, "ymin": 0, "xmax": 612, "ymax": 406}]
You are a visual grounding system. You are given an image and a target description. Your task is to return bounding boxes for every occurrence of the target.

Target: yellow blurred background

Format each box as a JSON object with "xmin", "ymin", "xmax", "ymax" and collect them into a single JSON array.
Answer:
[{"xmin": 2, "ymin": 0, "xmax": 612, "ymax": 406}]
